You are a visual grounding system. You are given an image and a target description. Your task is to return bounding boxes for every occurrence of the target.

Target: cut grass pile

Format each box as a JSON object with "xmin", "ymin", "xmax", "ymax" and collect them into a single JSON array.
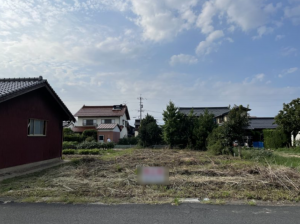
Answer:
[{"xmin": 1, "ymin": 148, "xmax": 300, "ymax": 204}]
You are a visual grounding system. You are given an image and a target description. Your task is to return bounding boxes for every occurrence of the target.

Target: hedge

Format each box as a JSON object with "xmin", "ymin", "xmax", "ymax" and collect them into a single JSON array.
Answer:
[
  {"xmin": 78, "ymin": 149, "xmax": 100, "ymax": 155},
  {"xmin": 62, "ymin": 141, "xmax": 78, "ymax": 149},
  {"xmin": 62, "ymin": 149, "xmax": 76, "ymax": 154},
  {"xmin": 263, "ymin": 129, "xmax": 288, "ymax": 149},
  {"xmin": 76, "ymin": 142, "xmax": 115, "ymax": 149},
  {"xmin": 82, "ymin": 130, "xmax": 97, "ymax": 142},
  {"xmin": 118, "ymin": 137, "xmax": 139, "ymax": 145},
  {"xmin": 64, "ymin": 134, "xmax": 85, "ymax": 142}
]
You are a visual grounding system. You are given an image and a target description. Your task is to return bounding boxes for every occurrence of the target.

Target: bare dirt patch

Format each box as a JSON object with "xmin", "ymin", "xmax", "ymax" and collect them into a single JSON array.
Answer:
[{"xmin": 1, "ymin": 148, "xmax": 300, "ymax": 204}]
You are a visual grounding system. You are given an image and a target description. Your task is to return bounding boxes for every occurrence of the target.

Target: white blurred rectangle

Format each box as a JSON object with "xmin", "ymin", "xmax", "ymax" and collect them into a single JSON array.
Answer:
[{"xmin": 138, "ymin": 167, "xmax": 169, "ymax": 185}]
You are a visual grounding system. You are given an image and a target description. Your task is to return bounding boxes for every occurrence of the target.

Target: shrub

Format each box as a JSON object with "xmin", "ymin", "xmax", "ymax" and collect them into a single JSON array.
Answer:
[
  {"xmin": 76, "ymin": 142, "xmax": 102, "ymax": 149},
  {"xmin": 62, "ymin": 141, "xmax": 77, "ymax": 149},
  {"xmin": 82, "ymin": 130, "xmax": 97, "ymax": 142},
  {"xmin": 85, "ymin": 136, "xmax": 95, "ymax": 142},
  {"xmin": 207, "ymin": 140, "xmax": 223, "ymax": 155},
  {"xmin": 106, "ymin": 142, "xmax": 115, "ymax": 149},
  {"xmin": 63, "ymin": 128, "xmax": 74, "ymax": 136},
  {"xmin": 78, "ymin": 149, "xmax": 100, "ymax": 155},
  {"xmin": 62, "ymin": 149, "xmax": 75, "ymax": 154},
  {"xmin": 64, "ymin": 134, "xmax": 85, "ymax": 142},
  {"xmin": 118, "ymin": 137, "xmax": 139, "ymax": 145},
  {"xmin": 263, "ymin": 129, "xmax": 288, "ymax": 149}
]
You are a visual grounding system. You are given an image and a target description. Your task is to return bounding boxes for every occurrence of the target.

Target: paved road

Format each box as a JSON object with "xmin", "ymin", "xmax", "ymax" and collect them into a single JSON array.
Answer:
[{"xmin": 1, "ymin": 202, "xmax": 299, "ymax": 224}]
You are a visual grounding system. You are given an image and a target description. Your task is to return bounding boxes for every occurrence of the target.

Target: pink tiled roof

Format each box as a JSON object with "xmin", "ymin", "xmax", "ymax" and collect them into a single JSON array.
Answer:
[
  {"xmin": 97, "ymin": 124, "xmax": 120, "ymax": 130},
  {"xmin": 74, "ymin": 105, "xmax": 130, "ymax": 120}
]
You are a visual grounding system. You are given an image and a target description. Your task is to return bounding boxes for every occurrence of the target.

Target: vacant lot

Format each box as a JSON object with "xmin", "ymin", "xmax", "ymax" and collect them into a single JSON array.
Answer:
[{"xmin": 1, "ymin": 148, "xmax": 300, "ymax": 204}]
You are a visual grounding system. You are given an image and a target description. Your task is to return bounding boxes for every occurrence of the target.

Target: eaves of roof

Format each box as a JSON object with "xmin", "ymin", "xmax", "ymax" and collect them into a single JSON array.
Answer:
[{"xmin": 0, "ymin": 77, "xmax": 75, "ymax": 122}]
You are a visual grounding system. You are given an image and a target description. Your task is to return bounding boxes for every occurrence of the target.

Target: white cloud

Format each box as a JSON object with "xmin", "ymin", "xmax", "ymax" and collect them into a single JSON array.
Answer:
[
  {"xmin": 196, "ymin": 0, "xmax": 268, "ymax": 35},
  {"xmin": 275, "ymin": 34, "xmax": 285, "ymax": 40},
  {"xmin": 264, "ymin": 3, "xmax": 282, "ymax": 14},
  {"xmin": 129, "ymin": 0, "xmax": 197, "ymax": 42},
  {"xmin": 253, "ymin": 26, "xmax": 274, "ymax": 39},
  {"xmin": 243, "ymin": 73, "xmax": 265, "ymax": 84},
  {"xmin": 195, "ymin": 30, "xmax": 224, "ymax": 55},
  {"xmin": 284, "ymin": 4, "xmax": 300, "ymax": 25},
  {"xmin": 282, "ymin": 47, "xmax": 298, "ymax": 56},
  {"xmin": 169, "ymin": 54, "xmax": 198, "ymax": 66},
  {"xmin": 278, "ymin": 67, "xmax": 298, "ymax": 78}
]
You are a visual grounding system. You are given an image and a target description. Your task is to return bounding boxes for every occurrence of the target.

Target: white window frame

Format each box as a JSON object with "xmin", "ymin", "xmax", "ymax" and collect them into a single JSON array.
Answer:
[
  {"xmin": 83, "ymin": 119, "xmax": 97, "ymax": 126},
  {"xmin": 28, "ymin": 119, "xmax": 47, "ymax": 136},
  {"xmin": 101, "ymin": 119, "xmax": 115, "ymax": 124}
]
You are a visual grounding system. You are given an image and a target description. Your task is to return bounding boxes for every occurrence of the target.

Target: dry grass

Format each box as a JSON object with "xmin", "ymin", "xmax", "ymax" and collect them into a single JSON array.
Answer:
[{"xmin": 1, "ymin": 148, "xmax": 300, "ymax": 204}]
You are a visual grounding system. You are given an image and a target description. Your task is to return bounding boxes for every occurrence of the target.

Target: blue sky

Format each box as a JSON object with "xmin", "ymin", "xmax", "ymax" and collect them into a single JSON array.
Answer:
[{"xmin": 0, "ymin": 0, "xmax": 299, "ymax": 125}]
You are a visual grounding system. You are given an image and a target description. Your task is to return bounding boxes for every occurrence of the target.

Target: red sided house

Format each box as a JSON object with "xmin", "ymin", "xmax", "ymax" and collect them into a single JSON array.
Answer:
[
  {"xmin": 0, "ymin": 77, "xmax": 75, "ymax": 171},
  {"xmin": 72, "ymin": 105, "xmax": 131, "ymax": 143}
]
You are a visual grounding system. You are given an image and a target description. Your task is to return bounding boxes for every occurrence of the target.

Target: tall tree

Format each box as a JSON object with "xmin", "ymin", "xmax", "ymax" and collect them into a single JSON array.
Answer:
[
  {"xmin": 275, "ymin": 98, "xmax": 300, "ymax": 146},
  {"xmin": 139, "ymin": 114, "xmax": 162, "ymax": 147},
  {"xmin": 193, "ymin": 109, "xmax": 217, "ymax": 150},
  {"xmin": 223, "ymin": 105, "xmax": 250, "ymax": 147},
  {"xmin": 162, "ymin": 101, "xmax": 182, "ymax": 148}
]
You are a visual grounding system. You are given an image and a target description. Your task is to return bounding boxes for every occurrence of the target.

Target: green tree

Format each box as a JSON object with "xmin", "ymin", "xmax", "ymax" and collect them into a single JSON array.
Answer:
[
  {"xmin": 275, "ymin": 98, "xmax": 300, "ymax": 146},
  {"xmin": 162, "ymin": 101, "xmax": 181, "ymax": 148},
  {"xmin": 82, "ymin": 129, "xmax": 97, "ymax": 142},
  {"xmin": 207, "ymin": 105, "xmax": 250, "ymax": 155},
  {"xmin": 193, "ymin": 109, "xmax": 218, "ymax": 150},
  {"xmin": 223, "ymin": 105, "xmax": 250, "ymax": 146},
  {"xmin": 139, "ymin": 114, "xmax": 162, "ymax": 147}
]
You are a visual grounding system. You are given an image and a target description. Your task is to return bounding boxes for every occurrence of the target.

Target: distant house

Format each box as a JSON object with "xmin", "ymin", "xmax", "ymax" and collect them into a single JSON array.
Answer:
[
  {"xmin": 134, "ymin": 119, "xmax": 141, "ymax": 137},
  {"xmin": 246, "ymin": 117, "xmax": 278, "ymax": 131},
  {"xmin": 72, "ymin": 105, "xmax": 130, "ymax": 143},
  {"xmin": 0, "ymin": 77, "xmax": 75, "ymax": 171},
  {"xmin": 179, "ymin": 106, "xmax": 251, "ymax": 125}
]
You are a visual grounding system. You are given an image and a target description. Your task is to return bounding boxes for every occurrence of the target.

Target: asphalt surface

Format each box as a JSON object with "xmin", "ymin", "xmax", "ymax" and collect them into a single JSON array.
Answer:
[{"xmin": 1, "ymin": 202, "xmax": 300, "ymax": 224}]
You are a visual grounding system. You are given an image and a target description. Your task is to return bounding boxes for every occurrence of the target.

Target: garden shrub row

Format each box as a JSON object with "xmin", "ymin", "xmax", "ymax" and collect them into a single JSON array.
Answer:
[
  {"xmin": 62, "ymin": 149, "xmax": 101, "ymax": 155},
  {"xmin": 62, "ymin": 141, "xmax": 78, "ymax": 149},
  {"xmin": 263, "ymin": 129, "xmax": 288, "ymax": 149},
  {"xmin": 63, "ymin": 134, "xmax": 85, "ymax": 142},
  {"xmin": 76, "ymin": 142, "xmax": 114, "ymax": 149}
]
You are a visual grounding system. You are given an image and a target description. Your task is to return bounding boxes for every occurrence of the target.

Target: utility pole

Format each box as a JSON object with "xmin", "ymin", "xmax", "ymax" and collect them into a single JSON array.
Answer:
[{"xmin": 137, "ymin": 95, "xmax": 144, "ymax": 121}]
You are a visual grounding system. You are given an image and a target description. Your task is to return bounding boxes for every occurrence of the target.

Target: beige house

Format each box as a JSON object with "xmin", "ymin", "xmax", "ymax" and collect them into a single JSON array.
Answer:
[{"xmin": 72, "ymin": 105, "xmax": 130, "ymax": 142}]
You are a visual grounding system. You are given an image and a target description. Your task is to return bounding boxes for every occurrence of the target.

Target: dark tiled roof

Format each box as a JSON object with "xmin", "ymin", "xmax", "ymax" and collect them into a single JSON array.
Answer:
[
  {"xmin": 0, "ymin": 76, "xmax": 45, "ymax": 97},
  {"xmin": 74, "ymin": 105, "xmax": 130, "ymax": 120},
  {"xmin": 179, "ymin": 107, "xmax": 230, "ymax": 117},
  {"xmin": 0, "ymin": 76, "xmax": 75, "ymax": 122},
  {"xmin": 247, "ymin": 117, "xmax": 278, "ymax": 130}
]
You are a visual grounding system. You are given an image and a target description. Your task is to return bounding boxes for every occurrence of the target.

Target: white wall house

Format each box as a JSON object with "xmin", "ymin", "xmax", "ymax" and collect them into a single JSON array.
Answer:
[{"xmin": 72, "ymin": 105, "xmax": 131, "ymax": 139}]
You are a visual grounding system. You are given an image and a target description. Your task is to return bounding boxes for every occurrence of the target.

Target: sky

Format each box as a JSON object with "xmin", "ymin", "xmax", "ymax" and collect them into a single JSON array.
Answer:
[{"xmin": 0, "ymin": 0, "xmax": 300, "ymax": 125}]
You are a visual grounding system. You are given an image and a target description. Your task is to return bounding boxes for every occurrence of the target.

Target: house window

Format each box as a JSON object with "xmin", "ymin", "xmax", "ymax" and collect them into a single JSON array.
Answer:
[
  {"xmin": 83, "ymin": 119, "xmax": 97, "ymax": 126},
  {"xmin": 219, "ymin": 117, "xmax": 224, "ymax": 123},
  {"xmin": 101, "ymin": 119, "xmax": 115, "ymax": 124},
  {"xmin": 28, "ymin": 119, "xmax": 47, "ymax": 136}
]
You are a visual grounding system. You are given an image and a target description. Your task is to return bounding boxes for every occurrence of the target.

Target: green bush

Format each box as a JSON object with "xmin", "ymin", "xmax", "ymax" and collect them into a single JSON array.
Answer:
[
  {"xmin": 62, "ymin": 149, "xmax": 75, "ymax": 154},
  {"xmin": 207, "ymin": 140, "xmax": 223, "ymax": 155},
  {"xmin": 64, "ymin": 134, "xmax": 85, "ymax": 142},
  {"xmin": 63, "ymin": 128, "xmax": 74, "ymax": 136},
  {"xmin": 85, "ymin": 136, "xmax": 95, "ymax": 142},
  {"xmin": 263, "ymin": 129, "xmax": 288, "ymax": 149},
  {"xmin": 62, "ymin": 141, "xmax": 78, "ymax": 149},
  {"xmin": 78, "ymin": 149, "xmax": 100, "ymax": 155},
  {"xmin": 76, "ymin": 142, "xmax": 102, "ymax": 149},
  {"xmin": 105, "ymin": 142, "xmax": 115, "ymax": 149},
  {"xmin": 82, "ymin": 130, "xmax": 97, "ymax": 141},
  {"xmin": 118, "ymin": 137, "xmax": 139, "ymax": 145}
]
